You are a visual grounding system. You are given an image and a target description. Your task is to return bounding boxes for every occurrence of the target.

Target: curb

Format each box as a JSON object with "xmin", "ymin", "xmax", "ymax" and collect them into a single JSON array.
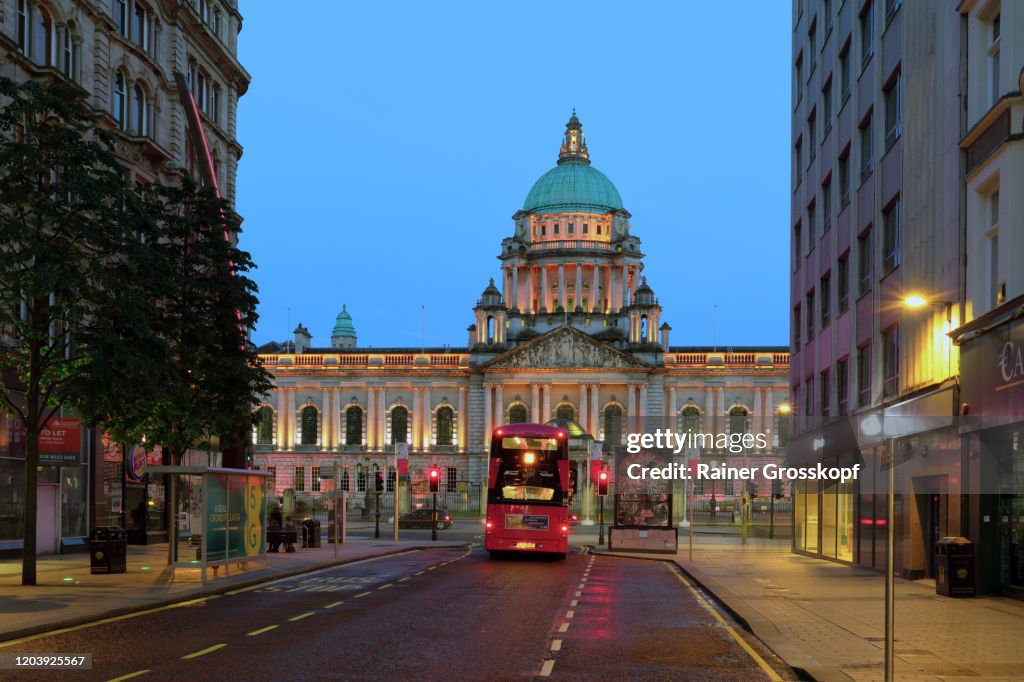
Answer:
[{"xmin": 0, "ymin": 543, "xmax": 466, "ymax": 645}]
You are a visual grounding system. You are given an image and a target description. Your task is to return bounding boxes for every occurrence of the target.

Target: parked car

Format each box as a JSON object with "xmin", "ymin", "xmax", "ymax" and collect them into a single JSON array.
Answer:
[
  {"xmin": 398, "ymin": 508, "xmax": 452, "ymax": 530},
  {"xmin": 568, "ymin": 513, "xmax": 580, "ymax": 526}
]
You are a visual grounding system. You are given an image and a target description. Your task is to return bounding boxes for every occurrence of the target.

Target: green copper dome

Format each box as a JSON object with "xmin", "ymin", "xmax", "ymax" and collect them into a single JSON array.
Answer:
[
  {"xmin": 523, "ymin": 163, "xmax": 623, "ymax": 215},
  {"xmin": 332, "ymin": 305, "xmax": 356, "ymax": 338}
]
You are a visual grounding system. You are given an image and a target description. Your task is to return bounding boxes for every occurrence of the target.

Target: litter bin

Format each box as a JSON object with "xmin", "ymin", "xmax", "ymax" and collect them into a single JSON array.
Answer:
[
  {"xmin": 935, "ymin": 537, "xmax": 974, "ymax": 597},
  {"xmin": 90, "ymin": 527, "xmax": 127, "ymax": 574},
  {"xmin": 302, "ymin": 519, "xmax": 321, "ymax": 548}
]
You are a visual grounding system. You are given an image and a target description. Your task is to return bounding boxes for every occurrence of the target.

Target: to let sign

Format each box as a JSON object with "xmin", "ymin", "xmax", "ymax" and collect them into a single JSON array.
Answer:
[{"xmin": 39, "ymin": 418, "xmax": 81, "ymax": 466}]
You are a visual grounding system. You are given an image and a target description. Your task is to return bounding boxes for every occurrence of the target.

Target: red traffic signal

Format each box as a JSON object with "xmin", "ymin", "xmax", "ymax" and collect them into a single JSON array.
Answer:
[
  {"xmin": 375, "ymin": 471, "xmax": 385, "ymax": 492},
  {"xmin": 597, "ymin": 470, "xmax": 610, "ymax": 496},
  {"xmin": 428, "ymin": 466, "xmax": 440, "ymax": 493}
]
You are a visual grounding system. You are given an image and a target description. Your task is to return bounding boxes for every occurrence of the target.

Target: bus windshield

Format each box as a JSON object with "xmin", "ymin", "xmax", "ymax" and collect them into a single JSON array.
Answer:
[{"xmin": 490, "ymin": 446, "xmax": 563, "ymax": 504}]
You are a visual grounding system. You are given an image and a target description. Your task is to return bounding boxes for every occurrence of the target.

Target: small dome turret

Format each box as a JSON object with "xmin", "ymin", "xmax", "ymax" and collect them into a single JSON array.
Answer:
[
  {"xmin": 479, "ymin": 278, "xmax": 503, "ymax": 308},
  {"xmin": 634, "ymin": 277, "xmax": 655, "ymax": 306},
  {"xmin": 331, "ymin": 304, "xmax": 358, "ymax": 349}
]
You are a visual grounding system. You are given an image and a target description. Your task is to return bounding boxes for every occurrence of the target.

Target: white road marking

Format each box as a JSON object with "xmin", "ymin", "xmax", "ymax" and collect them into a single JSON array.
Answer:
[
  {"xmin": 539, "ymin": 660, "xmax": 555, "ymax": 676},
  {"xmin": 550, "ymin": 639, "xmax": 562, "ymax": 652},
  {"xmin": 566, "ymin": 610, "xmax": 574, "ymax": 619},
  {"xmin": 288, "ymin": 612, "xmax": 315, "ymax": 622},
  {"xmin": 246, "ymin": 625, "xmax": 278, "ymax": 636},
  {"xmin": 558, "ymin": 622, "xmax": 570, "ymax": 633},
  {"xmin": 181, "ymin": 644, "xmax": 226, "ymax": 659}
]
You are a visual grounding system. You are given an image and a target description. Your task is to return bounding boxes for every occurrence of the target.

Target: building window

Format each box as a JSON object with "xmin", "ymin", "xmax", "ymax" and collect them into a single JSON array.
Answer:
[
  {"xmin": 130, "ymin": 84, "xmax": 147, "ymax": 137},
  {"xmin": 62, "ymin": 27, "xmax": 76, "ymax": 80},
  {"xmin": 808, "ymin": 110, "xmax": 817, "ymax": 164},
  {"xmin": 568, "ymin": 222, "xmax": 574, "ymax": 235},
  {"xmin": 680, "ymin": 406, "xmax": 701, "ymax": 435},
  {"xmin": 134, "ymin": 2, "xmax": 149, "ymax": 50},
  {"xmin": 311, "ymin": 467, "xmax": 321, "ymax": 493},
  {"xmin": 508, "ymin": 404, "xmax": 527, "ymax": 424},
  {"xmin": 794, "ymin": 222, "xmax": 803, "ymax": 264},
  {"xmin": 795, "ymin": 138, "xmax": 803, "ymax": 186},
  {"xmin": 839, "ymin": 42, "xmax": 851, "ymax": 102},
  {"xmin": 300, "ymin": 406, "xmax": 318, "ymax": 445},
  {"xmin": 836, "ymin": 357, "xmax": 849, "ymax": 416},
  {"xmin": 882, "ymin": 326, "xmax": 899, "ymax": 398},
  {"xmin": 990, "ymin": 13, "xmax": 1001, "ymax": 107},
  {"xmin": 989, "ymin": 189, "xmax": 1001, "ymax": 308},
  {"xmin": 885, "ymin": 0, "xmax": 900, "ymax": 23},
  {"xmin": 820, "ymin": 370, "xmax": 831, "ymax": 417},
  {"xmin": 391, "ymin": 406, "xmax": 408, "ymax": 445},
  {"xmin": 808, "ymin": 21, "xmax": 817, "ymax": 72},
  {"xmin": 446, "ymin": 467, "xmax": 457, "ymax": 493},
  {"xmin": 857, "ymin": 344, "xmax": 872, "ymax": 407},
  {"xmin": 806, "ymin": 291, "xmax": 815, "ymax": 340},
  {"xmin": 820, "ymin": 273, "xmax": 831, "ymax": 328},
  {"xmin": 808, "ymin": 202, "xmax": 817, "ymax": 244},
  {"xmin": 582, "ymin": 223, "xmax": 589, "ymax": 234},
  {"xmin": 822, "ymin": 179, "xmax": 832, "ymax": 230},
  {"xmin": 794, "ymin": 304, "xmax": 802, "ymax": 350},
  {"xmin": 796, "ymin": 52, "xmax": 804, "ymax": 103},
  {"xmin": 17, "ymin": 0, "xmax": 28, "ymax": 55},
  {"xmin": 267, "ymin": 466, "xmax": 276, "ymax": 484},
  {"xmin": 436, "ymin": 406, "xmax": 454, "ymax": 446},
  {"xmin": 255, "ymin": 406, "xmax": 273, "ymax": 445},
  {"xmin": 837, "ymin": 253, "xmax": 849, "ymax": 313},
  {"xmin": 884, "ymin": 72, "xmax": 901, "ymax": 151},
  {"xmin": 294, "ymin": 466, "xmax": 305, "ymax": 493},
  {"xmin": 387, "ymin": 466, "xmax": 395, "ymax": 493},
  {"xmin": 345, "ymin": 406, "xmax": 363, "ymax": 445},
  {"xmin": 113, "ymin": 71, "xmax": 127, "ymax": 128},
  {"xmin": 116, "ymin": 0, "xmax": 129, "ymax": 37},
  {"xmin": 341, "ymin": 468, "xmax": 350, "ymax": 491},
  {"xmin": 858, "ymin": 228, "xmax": 872, "ymax": 296},
  {"xmin": 728, "ymin": 406, "xmax": 749, "ymax": 435},
  {"xmin": 804, "ymin": 378, "xmax": 814, "ymax": 417},
  {"xmin": 839, "ymin": 152, "xmax": 850, "ymax": 208},
  {"xmin": 859, "ymin": 116, "xmax": 873, "ymax": 183},
  {"xmin": 860, "ymin": 1, "xmax": 874, "ymax": 68},
  {"xmin": 555, "ymin": 404, "xmax": 575, "ymax": 421},
  {"xmin": 31, "ymin": 5, "xmax": 55, "ymax": 66},
  {"xmin": 356, "ymin": 465, "xmax": 366, "ymax": 492},
  {"xmin": 603, "ymin": 405, "xmax": 623, "ymax": 445},
  {"xmin": 882, "ymin": 200, "xmax": 900, "ymax": 274},
  {"xmin": 823, "ymin": 79, "xmax": 833, "ymax": 133}
]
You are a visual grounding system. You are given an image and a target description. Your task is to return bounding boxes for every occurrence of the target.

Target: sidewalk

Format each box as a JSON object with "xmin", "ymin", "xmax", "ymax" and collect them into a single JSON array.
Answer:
[
  {"xmin": 0, "ymin": 537, "xmax": 465, "ymax": 644},
  {"xmin": 584, "ymin": 533, "xmax": 1024, "ymax": 681}
]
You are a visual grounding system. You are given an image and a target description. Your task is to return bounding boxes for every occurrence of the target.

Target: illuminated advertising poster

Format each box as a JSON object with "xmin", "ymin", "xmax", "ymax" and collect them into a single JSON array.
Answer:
[{"xmin": 205, "ymin": 473, "xmax": 267, "ymax": 562}]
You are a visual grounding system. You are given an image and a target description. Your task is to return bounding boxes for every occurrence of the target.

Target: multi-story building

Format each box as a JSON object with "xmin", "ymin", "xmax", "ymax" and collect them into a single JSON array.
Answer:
[
  {"xmin": 791, "ymin": 0, "xmax": 1024, "ymax": 597},
  {"xmin": 255, "ymin": 114, "xmax": 791, "ymax": 521},
  {"xmin": 0, "ymin": 0, "xmax": 249, "ymax": 554}
]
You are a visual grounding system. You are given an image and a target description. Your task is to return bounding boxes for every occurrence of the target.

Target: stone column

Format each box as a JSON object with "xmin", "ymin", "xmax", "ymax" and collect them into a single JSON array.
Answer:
[
  {"xmin": 542, "ymin": 385, "xmax": 551, "ymax": 421},
  {"xmin": 627, "ymin": 384, "xmax": 636, "ymax": 418},
  {"xmin": 277, "ymin": 388, "xmax": 287, "ymax": 448},
  {"xmin": 423, "ymin": 387, "xmax": 432, "ymax": 451},
  {"xmin": 285, "ymin": 389, "xmax": 295, "ymax": 449},
  {"xmin": 558, "ymin": 264, "xmax": 565, "ymax": 311},
  {"xmin": 494, "ymin": 385, "xmax": 503, "ymax": 427},
  {"xmin": 716, "ymin": 388, "xmax": 726, "ymax": 424},
  {"xmin": 531, "ymin": 384, "xmax": 540, "ymax": 423},
  {"xmin": 483, "ymin": 384, "xmax": 492, "ymax": 447},
  {"xmin": 753, "ymin": 388, "xmax": 764, "ymax": 442},
  {"xmin": 621, "ymin": 264, "xmax": 629, "ymax": 309},
  {"xmin": 412, "ymin": 387, "xmax": 422, "ymax": 451},
  {"xmin": 764, "ymin": 389, "xmax": 774, "ymax": 452},
  {"xmin": 321, "ymin": 388, "xmax": 330, "ymax": 448},
  {"xmin": 540, "ymin": 265, "xmax": 548, "ymax": 312},
  {"xmin": 590, "ymin": 385, "xmax": 600, "ymax": 438},
  {"xmin": 574, "ymin": 263, "xmax": 582, "ymax": 311},
  {"xmin": 591, "ymin": 262, "xmax": 600, "ymax": 312},
  {"xmin": 366, "ymin": 387, "xmax": 376, "ymax": 449},
  {"xmin": 511, "ymin": 266, "xmax": 519, "ymax": 311},
  {"xmin": 527, "ymin": 266, "xmax": 535, "ymax": 313},
  {"xmin": 668, "ymin": 387, "xmax": 676, "ymax": 419},
  {"xmin": 458, "ymin": 387, "xmax": 468, "ymax": 450},
  {"xmin": 639, "ymin": 384, "xmax": 648, "ymax": 418},
  {"xmin": 579, "ymin": 384, "xmax": 589, "ymax": 434},
  {"xmin": 378, "ymin": 388, "xmax": 387, "ymax": 450},
  {"xmin": 332, "ymin": 388, "xmax": 342, "ymax": 450}
]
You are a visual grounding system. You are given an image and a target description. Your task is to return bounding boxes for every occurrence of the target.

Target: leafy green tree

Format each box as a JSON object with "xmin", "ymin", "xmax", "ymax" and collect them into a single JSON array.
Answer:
[{"xmin": 0, "ymin": 78, "xmax": 157, "ymax": 585}]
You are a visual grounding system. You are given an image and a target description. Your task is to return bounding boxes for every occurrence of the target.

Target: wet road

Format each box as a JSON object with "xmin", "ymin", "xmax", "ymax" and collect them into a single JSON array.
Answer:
[{"xmin": 3, "ymin": 549, "xmax": 788, "ymax": 680}]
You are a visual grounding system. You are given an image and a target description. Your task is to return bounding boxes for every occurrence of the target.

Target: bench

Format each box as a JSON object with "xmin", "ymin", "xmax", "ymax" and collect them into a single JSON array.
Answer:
[{"xmin": 267, "ymin": 528, "xmax": 298, "ymax": 553}]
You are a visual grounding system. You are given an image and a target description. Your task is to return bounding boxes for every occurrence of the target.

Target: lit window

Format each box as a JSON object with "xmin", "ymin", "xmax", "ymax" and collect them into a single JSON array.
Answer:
[
  {"xmin": 113, "ymin": 72, "xmax": 127, "ymax": 128},
  {"xmin": 882, "ymin": 200, "xmax": 900, "ymax": 274},
  {"xmin": 884, "ymin": 72, "xmax": 901, "ymax": 150},
  {"xmin": 882, "ymin": 326, "xmax": 899, "ymax": 398}
]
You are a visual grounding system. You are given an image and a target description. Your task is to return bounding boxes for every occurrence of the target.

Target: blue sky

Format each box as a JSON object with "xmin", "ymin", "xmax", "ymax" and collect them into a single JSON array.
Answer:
[{"xmin": 237, "ymin": 2, "xmax": 792, "ymax": 350}]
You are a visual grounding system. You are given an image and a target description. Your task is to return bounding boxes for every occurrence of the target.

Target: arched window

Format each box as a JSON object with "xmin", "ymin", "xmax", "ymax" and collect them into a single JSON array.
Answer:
[
  {"xmin": 604, "ymin": 405, "xmax": 623, "ymax": 445},
  {"xmin": 391, "ymin": 406, "xmax": 408, "ymax": 444},
  {"xmin": 345, "ymin": 406, "xmax": 363, "ymax": 445},
  {"xmin": 131, "ymin": 84, "xmax": 147, "ymax": 136},
  {"xmin": 62, "ymin": 26, "xmax": 75, "ymax": 80},
  {"xmin": 556, "ymin": 404, "xmax": 575, "ymax": 421},
  {"xmin": 680, "ymin": 406, "xmax": 701, "ymax": 436},
  {"xmin": 508, "ymin": 404, "xmax": 527, "ymax": 424},
  {"xmin": 728, "ymin": 406, "xmax": 749, "ymax": 435},
  {"xmin": 486, "ymin": 316, "xmax": 495, "ymax": 343},
  {"xmin": 113, "ymin": 72, "xmax": 126, "ymax": 128},
  {"xmin": 436, "ymin": 406, "xmax": 454, "ymax": 446},
  {"xmin": 300, "ymin": 406, "xmax": 318, "ymax": 445},
  {"xmin": 640, "ymin": 314, "xmax": 648, "ymax": 341},
  {"xmin": 255, "ymin": 406, "xmax": 273, "ymax": 445},
  {"xmin": 33, "ymin": 5, "xmax": 54, "ymax": 66},
  {"xmin": 17, "ymin": 1, "xmax": 28, "ymax": 55}
]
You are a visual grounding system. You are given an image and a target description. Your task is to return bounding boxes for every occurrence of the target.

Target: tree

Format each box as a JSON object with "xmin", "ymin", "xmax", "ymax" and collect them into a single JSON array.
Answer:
[{"xmin": 0, "ymin": 78, "xmax": 155, "ymax": 585}]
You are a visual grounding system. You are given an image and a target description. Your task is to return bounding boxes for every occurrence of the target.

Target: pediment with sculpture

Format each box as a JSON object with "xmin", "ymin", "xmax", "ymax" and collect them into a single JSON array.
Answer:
[{"xmin": 482, "ymin": 326, "xmax": 650, "ymax": 370}]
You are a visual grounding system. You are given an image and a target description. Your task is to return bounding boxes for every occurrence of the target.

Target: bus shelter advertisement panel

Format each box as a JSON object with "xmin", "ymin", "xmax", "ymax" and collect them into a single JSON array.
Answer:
[{"xmin": 204, "ymin": 474, "xmax": 267, "ymax": 562}]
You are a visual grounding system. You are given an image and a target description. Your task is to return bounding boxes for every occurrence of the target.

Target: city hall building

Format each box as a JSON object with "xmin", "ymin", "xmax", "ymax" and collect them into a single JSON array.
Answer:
[{"xmin": 254, "ymin": 113, "xmax": 790, "ymax": 516}]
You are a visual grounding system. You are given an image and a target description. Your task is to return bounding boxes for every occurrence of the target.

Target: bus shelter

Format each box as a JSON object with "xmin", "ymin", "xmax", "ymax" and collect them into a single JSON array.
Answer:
[{"xmin": 145, "ymin": 465, "xmax": 272, "ymax": 583}]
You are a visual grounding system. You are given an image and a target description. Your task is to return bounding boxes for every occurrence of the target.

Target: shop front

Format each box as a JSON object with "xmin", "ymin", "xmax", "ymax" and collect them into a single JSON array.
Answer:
[
  {"xmin": 101, "ymin": 435, "xmax": 167, "ymax": 545},
  {"xmin": 955, "ymin": 302, "xmax": 1024, "ymax": 598}
]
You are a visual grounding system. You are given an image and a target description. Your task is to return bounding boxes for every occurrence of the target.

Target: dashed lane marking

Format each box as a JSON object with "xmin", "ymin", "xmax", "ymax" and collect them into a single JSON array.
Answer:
[
  {"xmin": 288, "ymin": 612, "xmax": 315, "ymax": 622},
  {"xmin": 666, "ymin": 564, "xmax": 783, "ymax": 682},
  {"xmin": 414, "ymin": 571, "xmax": 425, "ymax": 575},
  {"xmin": 324, "ymin": 601, "xmax": 344, "ymax": 608},
  {"xmin": 558, "ymin": 622, "xmax": 570, "ymax": 633},
  {"xmin": 397, "ymin": 577, "xmax": 410, "ymax": 582},
  {"xmin": 106, "ymin": 670, "xmax": 150, "ymax": 682},
  {"xmin": 570, "ymin": 599, "xmax": 578, "ymax": 607},
  {"xmin": 575, "ymin": 591, "xmax": 581, "ymax": 597},
  {"xmin": 539, "ymin": 659, "xmax": 556, "ymax": 677},
  {"xmin": 222, "ymin": 551, "xmax": 420, "ymax": 596},
  {"xmin": 565, "ymin": 610, "xmax": 574, "ymax": 619},
  {"xmin": 354, "ymin": 591, "xmax": 372, "ymax": 598},
  {"xmin": 246, "ymin": 625, "xmax": 278, "ymax": 637},
  {"xmin": 427, "ymin": 566, "xmax": 437, "ymax": 571},
  {"xmin": 550, "ymin": 640, "xmax": 562, "ymax": 652},
  {"xmin": 377, "ymin": 584, "xmax": 392, "ymax": 590},
  {"xmin": 181, "ymin": 644, "xmax": 226, "ymax": 660}
]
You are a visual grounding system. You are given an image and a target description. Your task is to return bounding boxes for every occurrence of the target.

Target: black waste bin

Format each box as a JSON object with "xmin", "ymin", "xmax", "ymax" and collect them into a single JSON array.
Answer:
[
  {"xmin": 935, "ymin": 536, "xmax": 974, "ymax": 597},
  {"xmin": 302, "ymin": 519, "xmax": 321, "ymax": 548},
  {"xmin": 90, "ymin": 527, "xmax": 127, "ymax": 574}
]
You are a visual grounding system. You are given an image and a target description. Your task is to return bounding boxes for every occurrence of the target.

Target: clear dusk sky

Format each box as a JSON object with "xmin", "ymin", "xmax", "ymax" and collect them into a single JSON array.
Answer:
[{"xmin": 237, "ymin": 2, "xmax": 792, "ymax": 350}]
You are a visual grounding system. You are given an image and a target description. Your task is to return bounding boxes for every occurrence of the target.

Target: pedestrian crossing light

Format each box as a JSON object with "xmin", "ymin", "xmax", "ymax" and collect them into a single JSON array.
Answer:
[
  {"xmin": 428, "ymin": 466, "xmax": 441, "ymax": 493},
  {"xmin": 597, "ymin": 470, "xmax": 609, "ymax": 496},
  {"xmin": 375, "ymin": 471, "xmax": 385, "ymax": 492}
]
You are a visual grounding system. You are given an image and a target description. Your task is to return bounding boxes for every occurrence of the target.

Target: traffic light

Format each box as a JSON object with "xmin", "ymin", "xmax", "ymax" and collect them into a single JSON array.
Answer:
[
  {"xmin": 597, "ymin": 470, "xmax": 609, "ymax": 496},
  {"xmin": 375, "ymin": 471, "xmax": 384, "ymax": 492},
  {"xmin": 428, "ymin": 466, "xmax": 440, "ymax": 493}
]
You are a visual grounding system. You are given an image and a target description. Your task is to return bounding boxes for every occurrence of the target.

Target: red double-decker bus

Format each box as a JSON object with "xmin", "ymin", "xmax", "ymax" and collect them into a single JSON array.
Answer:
[{"xmin": 484, "ymin": 423, "xmax": 571, "ymax": 558}]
